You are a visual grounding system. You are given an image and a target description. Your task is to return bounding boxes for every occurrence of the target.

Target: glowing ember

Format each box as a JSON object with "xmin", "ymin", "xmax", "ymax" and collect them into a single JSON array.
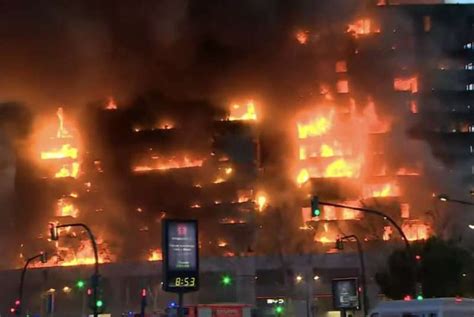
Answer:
[
  {"xmin": 295, "ymin": 30, "xmax": 309, "ymax": 44},
  {"xmin": 148, "ymin": 249, "xmax": 163, "ymax": 261},
  {"xmin": 228, "ymin": 100, "xmax": 258, "ymax": 121},
  {"xmin": 133, "ymin": 156, "xmax": 204, "ymax": 172},
  {"xmin": 410, "ymin": 100, "xmax": 418, "ymax": 114},
  {"xmin": 396, "ymin": 167, "xmax": 421, "ymax": 176},
  {"xmin": 383, "ymin": 226, "xmax": 393, "ymax": 241},
  {"xmin": 217, "ymin": 240, "xmax": 228, "ymax": 248},
  {"xmin": 105, "ymin": 97, "xmax": 117, "ymax": 110}
]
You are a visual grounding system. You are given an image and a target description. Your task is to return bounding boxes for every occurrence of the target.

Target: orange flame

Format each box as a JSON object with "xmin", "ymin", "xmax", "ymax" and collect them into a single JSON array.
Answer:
[
  {"xmin": 228, "ymin": 100, "xmax": 258, "ymax": 121},
  {"xmin": 133, "ymin": 156, "xmax": 203, "ymax": 172},
  {"xmin": 255, "ymin": 193, "xmax": 268, "ymax": 212},
  {"xmin": 297, "ymin": 111, "xmax": 334, "ymax": 139},
  {"xmin": 347, "ymin": 19, "xmax": 380, "ymax": 38},
  {"xmin": 56, "ymin": 198, "xmax": 79, "ymax": 218},
  {"xmin": 363, "ymin": 182, "xmax": 400, "ymax": 198},
  {"xmin": 296, "ymin": 168, "xmax": 310, "ymax": 185},
  {"xmin": 148, "ymin": 249, "xmax": 163, "ymax": 261}
]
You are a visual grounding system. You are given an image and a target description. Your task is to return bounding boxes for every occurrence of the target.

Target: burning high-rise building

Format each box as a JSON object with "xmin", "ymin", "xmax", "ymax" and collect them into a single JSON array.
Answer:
[{"xmin": 0, "ymin": 0, "xmax": 472, "ymax": 315}]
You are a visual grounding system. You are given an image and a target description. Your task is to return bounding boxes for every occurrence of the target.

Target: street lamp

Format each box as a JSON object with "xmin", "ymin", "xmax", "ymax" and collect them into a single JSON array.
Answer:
[
  {"xmin": 17, "ymin": 252, "xmax": 48, "ymax": 316},
  {"xmin": 436, "ymin": 194, "xmax": 474, "ymax": 206},
  {"xmin": 336, "ymin": 235, "xmax": 369, "ymax": 317},
  {"xmin": 49, "ymin": 222, "xmax": 101, "ymax": 317}
]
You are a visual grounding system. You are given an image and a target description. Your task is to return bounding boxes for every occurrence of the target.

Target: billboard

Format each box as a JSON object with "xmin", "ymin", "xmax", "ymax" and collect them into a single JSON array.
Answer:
[
  {"xmin": 162, "ymin": 219, "xmax": 199, "ymax": 293},
  {"xmin": 332, "ymin": 278, "xmax": 360, "ymax": 310}
]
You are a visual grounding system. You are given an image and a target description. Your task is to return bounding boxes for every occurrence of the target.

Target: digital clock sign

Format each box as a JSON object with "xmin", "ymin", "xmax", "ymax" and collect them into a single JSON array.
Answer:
[{"xmin": 162, "ymin": 219, "xmax": 199, "ymax": 293}]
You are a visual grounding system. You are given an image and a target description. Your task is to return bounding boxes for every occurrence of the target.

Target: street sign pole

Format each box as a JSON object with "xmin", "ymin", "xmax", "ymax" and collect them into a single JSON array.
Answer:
[{"xmin": 178, "ymin": 292, "xmax": 184, "ymax": 317}]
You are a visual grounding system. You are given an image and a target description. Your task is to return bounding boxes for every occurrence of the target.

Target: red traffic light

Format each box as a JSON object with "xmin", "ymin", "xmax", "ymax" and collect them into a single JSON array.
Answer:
[
  {"xmin": 415, "ymin": 255, "xmax": 421, "ymax": 261},
  {"xmin": 141, "ymin": 288, "xmax": 147, "ymax": 297},
  {"xmin": 14, "ymin": 299, "xmax": 20, "ymax": 306},
  {"xmin": 404, "ymin": 295, "xmax": 412, "ymax": 301},
  {"xmin": 87, "ymin": 288, "xmax": 93, "ymax": 296},
  {"xmin": 10, "ymin": 307, "xmax": 15, "ymax": 313}
]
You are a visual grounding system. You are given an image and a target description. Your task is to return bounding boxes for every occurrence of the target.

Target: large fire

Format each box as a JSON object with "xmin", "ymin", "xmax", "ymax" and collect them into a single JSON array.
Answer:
[
  {"xmin": 133, "ymin": 156, "xmax": 204, "ymax": 172},
  {"xmin": 148, "ymin": 249, "xmax": 163, "ymax": 261},
  {"xmin": 38, "ymin": 108, "xmax": 81, "ymax": 179}
]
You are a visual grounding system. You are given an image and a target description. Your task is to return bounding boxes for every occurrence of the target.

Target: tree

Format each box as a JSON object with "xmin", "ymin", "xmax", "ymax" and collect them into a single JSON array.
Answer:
[{"xmin": 375, "ymin": 237, "xmax": 474, "ymax": 299}]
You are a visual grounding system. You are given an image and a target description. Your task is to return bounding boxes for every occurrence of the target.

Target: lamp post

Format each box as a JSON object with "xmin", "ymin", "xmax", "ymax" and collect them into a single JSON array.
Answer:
[
  {"xmin": 314, "ymin": 199, "xmax": 415, "ymax": 295},
  {"xmin": 336, "ymin": 235, "xmax": 368, "ymax": 317},
  {"xmin": 17, "ymin": 252, "xmax": 48, "ymax": 316},
  {"xmin": 49, "ymin": 222, "xmax": 100, "ymax": 317}
]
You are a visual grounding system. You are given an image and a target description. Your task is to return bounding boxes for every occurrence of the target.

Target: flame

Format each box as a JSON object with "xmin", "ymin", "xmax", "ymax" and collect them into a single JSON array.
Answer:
[
  {"xmin": 148, "ymin": 249, "xmax": 163, "ymax": 261},
  {"xmin": 105, "ymin": 97, "xmax": 117, "ymax": 110},
  {"xmin": 347, "ymin": 19, "xmax": 380, "ymax": 38},
  {"xmin": 383, "ymin": 226, "xmax": 393, "ymax": 241},
  {"xmin": 320, "ymin": 144, "xmax": 335, "ymax": 157},
  {"xmin": 41, "ymin": 144, "xmax": 78, "ymax": 160},
  {"xmin": 32, "ymin": 239, "xmax": 113, "ymax": 268},
  {"xmin": 37, "ymin": 108, "xmax": 81, "ymax": 179},
  {"xmin": 256, "ymin": 193, "xmax": 268, "ymax": 212},
  {"xmin": 324, "ymin": 158, "xmax": 359, "ymax": 178},
  {"xmin": 296, "ymin": 168, "xmax": 310, "ymax": 184},
  {"xmin": 133, "ymin": 156, "xmax": 203, "ymax": 172},
  {"xmin": 295, "ymin": 30, "xmax": 309, "ymax": 44},
  {"xmin": 228, "ymin": 100, "xmax": 258, "ymax": 121},
  {"xmin": 363, "ymin": 182, "xmax": 400, "ymax": 198},
  {"xmin": 403, "ymin": 222, "xmax": 430, "ymax": 241},
  {"xmin": 394, "ymin": 76, "xmax": 418, "ymax": 93},
  {"xmin": 56, "ymin": 198, "xmax": 79, "ymax": 218},
  {"xmin": 297, "ymin": 111, "xmax": 334, "ymax": 139},
  {"xmin": 55, "ymin": 162, "xmax": 80, "ymax": 178}
]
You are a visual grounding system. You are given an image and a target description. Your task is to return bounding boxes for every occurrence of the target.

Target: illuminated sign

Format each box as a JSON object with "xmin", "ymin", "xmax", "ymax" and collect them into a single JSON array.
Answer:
[
  {"xmin": 332, "ymin": 278, "xmax": 360, "ymax": 310},
  {"xmin": 266, "ymin": 298, "xmax": 285, "ymax": 305},
  {"xmin": 162, "ymin": 219, "xmax": 199, "ymax": 293}
]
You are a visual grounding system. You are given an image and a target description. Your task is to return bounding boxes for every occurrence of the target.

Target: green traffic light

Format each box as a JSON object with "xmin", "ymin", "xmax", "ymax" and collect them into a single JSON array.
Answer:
[
  {"xmin": 313, "ymin": 209, "xmax": 321, "ymax": 217},
  {"xmin": 76, "ymin": 280, "xmax": 85, "ymax": 289},
  {"xmin": 275, "ymin": 306, "xmax": 284, "ymax": 314},
  {"xmin": 96, "ymin": 299, "xmax": 104, "ymax": 308},
  {"xmin": 417, "ymin": 295, "xmax": 423, "ymax": 301},
  {"xmin": 221, "ymin": 275, "xmax": 232, "ymax": 286}
]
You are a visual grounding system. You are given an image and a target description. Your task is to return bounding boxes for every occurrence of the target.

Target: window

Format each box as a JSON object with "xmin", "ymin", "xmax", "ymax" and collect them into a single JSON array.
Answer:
[{"xmin": 465, "ymin": 63, "xmax": 473, "ymax": 70}]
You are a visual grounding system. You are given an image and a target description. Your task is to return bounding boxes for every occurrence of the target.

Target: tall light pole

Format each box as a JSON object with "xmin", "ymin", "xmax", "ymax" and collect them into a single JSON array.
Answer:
[
  {"xmin": 336, "ymin": 235, "xmax": 368, "ymax": 317},
  {"xmin": 49, "ymin": 222, "xmax": 100, "ymax": 317},
  {"xmin": 17, "ymin": 252, "xmax": 48, "ymax": 316}
]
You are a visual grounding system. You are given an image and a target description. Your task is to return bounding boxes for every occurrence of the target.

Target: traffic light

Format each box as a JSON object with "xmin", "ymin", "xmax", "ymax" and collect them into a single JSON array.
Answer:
[
  {"xmin": 311, "ymin": 196, "xmax": 321, "ymax": 217},
  {"xmin": 40, "ymin": 252, "xmax": 48, "ymax": 264},
  {"xmin": 335, "ymin": 239, "xmax": 344, "ymax": 250},
  {"xmin": 275, "ymin": 305, "xmax": 284, "ymax": 315},
  {"xmin": 96, "ymin": 299, "xmax": 104, "ymax": 308},
  {"xmin": 221, "ymin": 274, "xmax": 232, "ymax": 286},
  {"xmin": 76, "ymin": 279, "xmax": 85, "ymax": 289}
]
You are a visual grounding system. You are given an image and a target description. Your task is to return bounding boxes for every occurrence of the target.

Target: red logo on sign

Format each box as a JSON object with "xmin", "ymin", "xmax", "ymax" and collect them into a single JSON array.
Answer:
[{"xmin": 177, "ymin": 224, "xmax": 187, "ymax": 236}]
